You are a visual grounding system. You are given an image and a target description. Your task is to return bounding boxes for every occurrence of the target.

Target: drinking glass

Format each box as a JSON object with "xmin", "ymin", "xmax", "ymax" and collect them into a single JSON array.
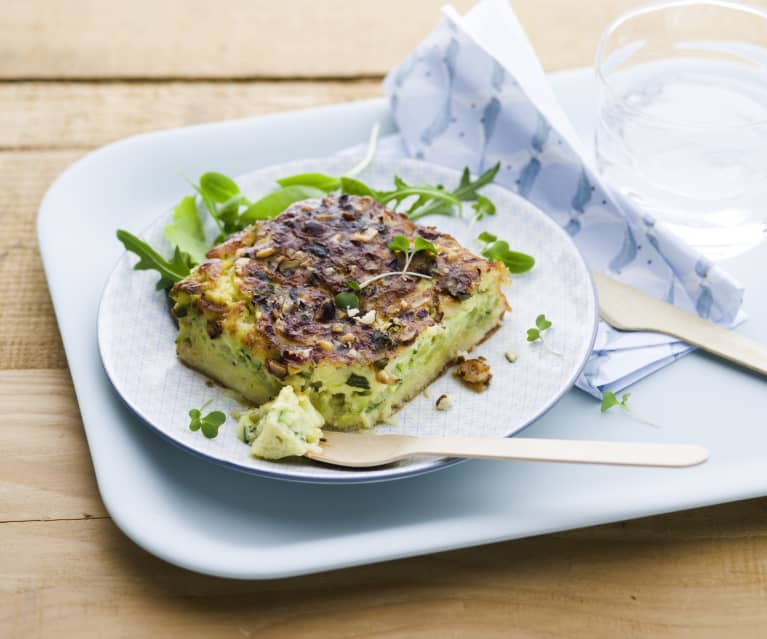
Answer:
[{"xmin": 595, "ymin": 1, "xmax": 767, "ymax": 260}]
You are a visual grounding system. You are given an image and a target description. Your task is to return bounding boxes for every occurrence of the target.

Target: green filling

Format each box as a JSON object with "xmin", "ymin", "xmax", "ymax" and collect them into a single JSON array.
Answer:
[{"xmin": 175, "ymin": 286, "xmax": 505, "ymax": 430}]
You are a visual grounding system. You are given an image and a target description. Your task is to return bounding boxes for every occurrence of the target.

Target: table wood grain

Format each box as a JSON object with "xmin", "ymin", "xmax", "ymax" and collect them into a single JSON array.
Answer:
[{"xmin": 2, "ymin": 1, "xmax": 767, "ymax": 637}]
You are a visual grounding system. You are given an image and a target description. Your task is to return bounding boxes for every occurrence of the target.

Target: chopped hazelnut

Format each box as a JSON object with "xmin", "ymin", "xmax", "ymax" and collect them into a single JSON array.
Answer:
[
  {"xmin": 266, "ymin": 359, "xmax": 288, "ymax": 378},
  {"xmin": 376, "ymin": 369, "xmax": 398, "ymax": 385},
  {"xmin": 317, "ymin": 340, "xmax": 335, "ymax": 352},
  {"xmin": 351, "ymin": 227, "xmax": 379, "ymax": 243},
  {"xmin": 454, "ymin": 356, "xmax": 492, "ymax": 392},
  {"xmin": 340, "ymin": 333, "xmax": 355, "ymax": 344},
  {"xmin": 255, "ymin": 247, "xmax": 276, "ymax": 259},
  {"xmin": 504, "ymin": 351, "xmax": 518, "ymax": 363}
]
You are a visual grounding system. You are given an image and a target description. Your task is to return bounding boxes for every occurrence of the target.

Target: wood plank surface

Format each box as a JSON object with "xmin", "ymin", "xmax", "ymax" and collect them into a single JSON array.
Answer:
[
  {"xmin": 0, "ymin": 151, "xmax": 81, "ymax": 369},
  {"xmin": 0, "ymin": 81, "xmax": 380, "ymax": 149},
  {"xmin": 0, "ymin": 369, "xmax": 105, "ymax": 521},
  {"xmin": 3, "ymin": 501, "xmax": 767, "ymax": 638},
  {"xmin": 0, "ymin": 0, "xmax": 644, "ymax": 79},
  {"xmin": 3, "ymin": 0, "xmax": 767, "ymax": 637}
]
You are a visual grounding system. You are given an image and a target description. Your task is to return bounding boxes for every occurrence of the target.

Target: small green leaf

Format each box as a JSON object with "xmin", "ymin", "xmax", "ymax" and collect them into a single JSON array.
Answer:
[
  {"xmin": 526, "ymin": 328, "xmax": 540, "ymax": 342},
  {"xmin": 536, "ymin": 314, "xmax": 552, "ymax": 331},
  {"xmin": 388, "ymin": 235, "xmax": 411, "ymax": 254},
  {"xmin": 334, "ymin": 291, "xmax": 359, "ymax": 309},
  {"xmin": 277, "ymin": 173, "xmax": 340, "ymax": 192},
  {"xmin": 413, "ymin": 236, "xmax": 437, "ymax": 255},
  {"xmin": 201, "ymin": 421, "xmax": 219, "ymax": 438},
  {"xmin": 339, "ymin": 177, "xmax": 378, "ymax": 198},
  {"xmin": 239, "ymin": 186, "xmax": 326, "ymax": 224},
  {"xmin": 346, "ymin": 373, "xmax": 370, "ymax": 390},
  {"xmin": 619, "ymin": 393, "xmax": 631, "ymax": 407},
  {"xmin": 346, "ymin": 281, "xmax": 361, "ymax": 292},
  {"xmin": 478, "ymin": 231, "xmax": 497, "ymax": 244},
  {"xmin": 204, "ymin": 411, "xmax": 227, "ymax": 427},
  {"xmin": 189, "ymin": 409, "xmax": 200, "ymax": 419},
  {"xmin": 600, "ymin": 391, "xmax": 620, "ymax": 413},
  {"xmin": 199, "ymin": 172, "xmax": 240, "ymax": 203},
  {"xmin": 164, "ymin": 195, "xmax": 209, "ymax": 264},
  {"xmin": 471, "ymin": 195, "xmax": 496, "ymax": 220}
]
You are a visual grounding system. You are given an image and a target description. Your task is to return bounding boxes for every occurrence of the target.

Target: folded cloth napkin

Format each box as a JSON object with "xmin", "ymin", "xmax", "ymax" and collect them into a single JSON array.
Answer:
[{"xmin": 362, "ymin": 0, "xmax": 744, "ymax": 397}]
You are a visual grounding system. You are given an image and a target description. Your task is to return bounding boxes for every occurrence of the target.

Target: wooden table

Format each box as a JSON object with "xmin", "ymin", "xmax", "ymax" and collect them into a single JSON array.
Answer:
[{"xmin": 3, "ymin": 1, "xmax": 767, "ymax": 636}]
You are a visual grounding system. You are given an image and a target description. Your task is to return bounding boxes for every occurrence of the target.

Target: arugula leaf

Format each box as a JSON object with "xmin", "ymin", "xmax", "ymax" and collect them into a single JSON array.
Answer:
[
  {"xmin": 339, "ymin": 177, "xmax": 379, "ymax": 198},
  {"xmin": 117, "ymin": 229, "xmax": 192, "ymax": 290},
  {"xmin": 378, "ymin": 179, "xmax": 462, "ymax": 215},
  {"xmin": 409, "ymin": 162, "xmax": 501, "ymax": 220},
  {"xmin": 163, "ymin": 195, "xmax": 209, "ymax": 264},
  {"xmin": 480, "ymin": 238, "xmax": 535, "ymax": 274},
  {"xmin": 189, "ymin": 402, "xmax": 227, "ymax": 439},
  {"xmin": 240, "ymin": 186, "xmax": 326, "ymax": 224},
  {"xmin": 472, "ymin": 194, "xmax": 496, "ymax": 220},
  {"xmin": 277, "ymin": 173, "xmax": 341, "ymax": 192},
  {"xmin": 199, "ymin": 172, "xmax": 240, "ymax": 203}
]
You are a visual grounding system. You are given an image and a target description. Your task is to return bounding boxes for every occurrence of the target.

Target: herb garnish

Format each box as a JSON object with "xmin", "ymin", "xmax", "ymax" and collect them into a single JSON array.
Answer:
[
  {"xmin": 478, "ymin": 232, "xmax": 535, "ymax": 274},
  {"xmin": 471, "ymin": 195, "xmax": 496, "ymax": 222},
  {"xmin": 355, "ymin": 235, "xmax": 437, "ymax": 290},
  {"xmin": 600, "ymin": 391, "xmax": 657, "ymax": 427},
  {"xmin": 526, "ymin": 314, "xmax": 561, "ymax": 356},
  {"xmin": 116, "ymin": 229, "xmax": 193, "ymax": 290},
  {"xmin": 116, "ymin": 127, "xmax": 502, "ymax": 292},
  {"xmin": 163, "ymin": 195, "xmax": 209, "ymax": 264},
  {"xmin": 407, "ymin": 163, "xmax": 502, "ymax": 221},
  {"xmin": 188, "ymin": 400, "xmax": 227, "ymax": 438}
]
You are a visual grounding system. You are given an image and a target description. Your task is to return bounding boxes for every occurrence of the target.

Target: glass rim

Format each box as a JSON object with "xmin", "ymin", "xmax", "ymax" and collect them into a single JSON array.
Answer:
[{"xmin": 595, "ymin": 0, "xmax": 767, "ymax": 131}]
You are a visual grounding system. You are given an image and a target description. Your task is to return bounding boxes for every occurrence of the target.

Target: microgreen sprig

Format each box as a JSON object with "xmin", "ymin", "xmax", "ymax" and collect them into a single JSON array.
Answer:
[
  {"xmin": 600, "ymin": 391, "xmax": 657, "ymax": 427},
  {"xmin": 526, "ymin": 314, "xmax": 561, "ymax": 356},
  {"xmin": 478, "ymin": 232, "xmax": 535, "ymax": 274},
  {"xmin": 358, "ymin": 235, "xmax": 436, "ymax": 289},
  {"xmin": 188, "ymin": 400, "xmax": 227, "ymax": 439},
  {"xmin": 334, "ymin": 236, "xmax": 437, "ymax": 310}
]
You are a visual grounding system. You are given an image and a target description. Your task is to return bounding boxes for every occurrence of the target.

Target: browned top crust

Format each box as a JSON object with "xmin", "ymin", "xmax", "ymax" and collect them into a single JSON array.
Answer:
[{"xmin": 171, "ymin": 195, "xmax": 509, "ymax": 370}]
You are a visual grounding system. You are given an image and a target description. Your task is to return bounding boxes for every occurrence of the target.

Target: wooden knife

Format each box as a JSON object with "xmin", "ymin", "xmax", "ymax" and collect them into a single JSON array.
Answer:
[{"xmin": 593, "ymin": 272, "xmax": 767, "ymax": 377}]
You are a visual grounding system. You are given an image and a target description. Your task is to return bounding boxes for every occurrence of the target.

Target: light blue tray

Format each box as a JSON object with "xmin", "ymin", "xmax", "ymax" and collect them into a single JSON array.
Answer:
[{"xmin": 38, "ymin": 69, "xmax": 767, "ymax": 579}]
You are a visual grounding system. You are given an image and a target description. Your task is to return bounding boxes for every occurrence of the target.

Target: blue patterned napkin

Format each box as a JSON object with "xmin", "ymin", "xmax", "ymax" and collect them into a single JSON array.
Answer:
[{"xmin": 367, "ymin": 0, "xmax": 744, "ymax": 397}]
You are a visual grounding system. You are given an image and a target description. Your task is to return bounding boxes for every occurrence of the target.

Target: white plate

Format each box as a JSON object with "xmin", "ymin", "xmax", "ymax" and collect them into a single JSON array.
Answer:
[{"xmin": 98, "ymin": 157, "xmax": 598, "ymax": 483}]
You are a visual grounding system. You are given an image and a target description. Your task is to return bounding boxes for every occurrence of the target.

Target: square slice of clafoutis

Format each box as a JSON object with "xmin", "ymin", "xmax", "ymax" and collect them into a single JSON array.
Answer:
[{"xmin": 170, "ymin": 195, "xmax": 509, "ymax": 429}]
